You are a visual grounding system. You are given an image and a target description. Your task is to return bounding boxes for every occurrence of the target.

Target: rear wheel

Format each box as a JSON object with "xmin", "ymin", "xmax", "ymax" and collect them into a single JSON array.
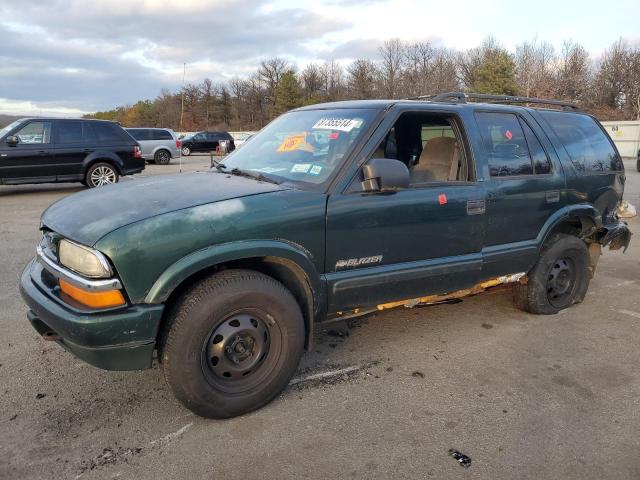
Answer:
[
  {"xmin": 181, "ymin": 146, "xmax": 191, "ymax": 156},
  {"xmin": 513, "ymin": 234, "xmax": 590, "ymax": 314},
  {"xmin": 155, "ymin": 149, "xmax": 171, "ymax": 165},
  {"xmin": 160, "ymin": 269, "xmax": 305, "ymax": 418},
  {"xmin": 636, "ymin": 156, "xmax": 639, "ymax": 172},
  {"xmin": 85, "ymin": 162, "xmax": 119, "ymax": 188}
]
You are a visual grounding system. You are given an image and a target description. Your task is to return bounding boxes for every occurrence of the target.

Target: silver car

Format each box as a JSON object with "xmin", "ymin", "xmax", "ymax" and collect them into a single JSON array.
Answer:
[{"xmin": 126, "ymin": 128, "xmax": 181, "ymax": 165}]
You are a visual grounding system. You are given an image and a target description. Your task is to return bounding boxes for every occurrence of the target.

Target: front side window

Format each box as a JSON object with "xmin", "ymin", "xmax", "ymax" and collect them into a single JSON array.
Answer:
[
  {"xmin": 540, "ymin": 111, "xmax": 623, "ymax": 172},
  {"xmin": 222, "ymin": 108, "xmax": 377, "ymax": 187},
  {"xmin": 14, "ymin": 121, "xmax": 52, "ymax": 144},
  {"xmin": 476, "ymin": 112, "xmax": 533, "ymax": 177},
  {"xmin": 369, "ymin": 112, "xmax": 471, "ymax": 185}
]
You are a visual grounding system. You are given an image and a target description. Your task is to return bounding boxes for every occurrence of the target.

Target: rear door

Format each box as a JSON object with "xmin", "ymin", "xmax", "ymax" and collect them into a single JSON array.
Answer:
[
  {"xmin": 0, "ymin": 120, "xmax": 55, "ymax": 182},
  {"xmin": 53, "ymin": 120, "xmax": 93, "ymax": 180},
  {"xmin": 474, "ymin": 110, "xmax": 566, "ymax": 277}
]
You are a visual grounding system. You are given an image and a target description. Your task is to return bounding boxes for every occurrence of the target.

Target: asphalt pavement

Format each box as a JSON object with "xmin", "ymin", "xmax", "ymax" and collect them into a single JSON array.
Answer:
[{"xmin": 1, "ymin": 155, "xmax": 639, "ymax": 479}]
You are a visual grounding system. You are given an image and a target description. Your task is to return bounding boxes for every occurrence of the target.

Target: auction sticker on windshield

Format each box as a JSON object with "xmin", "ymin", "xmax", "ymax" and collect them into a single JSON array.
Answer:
[
  {"xmin": 277, "ymin": 134, "xmax": 306, "ymax": 152},
  {"xmin": 312, "ymin": 118, "xmax": 362, "ymax": 132}
]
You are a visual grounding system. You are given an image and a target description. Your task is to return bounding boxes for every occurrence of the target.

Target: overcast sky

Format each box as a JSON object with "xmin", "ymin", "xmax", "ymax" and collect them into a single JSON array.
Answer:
[{"xmin": 0, "ymin": 0, "xmax": 638, "ymax": 116}]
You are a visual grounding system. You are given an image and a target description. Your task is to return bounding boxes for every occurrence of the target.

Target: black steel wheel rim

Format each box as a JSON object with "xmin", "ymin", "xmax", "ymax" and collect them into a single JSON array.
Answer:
[
  {"xmin": 546, "ymin": 257, "xmax": 577, "ymax": 308},
  {"xmin": 200, "ymin": 310, "xmax": 282, "ymax": 393}
]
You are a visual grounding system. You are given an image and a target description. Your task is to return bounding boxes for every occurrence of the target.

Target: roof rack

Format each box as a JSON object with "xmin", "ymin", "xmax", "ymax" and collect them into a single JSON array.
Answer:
[{"xmin": 408, "ymin": 92, "xmax": 580, "ymax": 111}]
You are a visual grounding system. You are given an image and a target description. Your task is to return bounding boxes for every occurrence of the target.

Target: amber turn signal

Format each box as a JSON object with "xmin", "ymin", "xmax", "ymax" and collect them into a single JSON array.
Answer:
[{"xmin": 59, "ymin": 279, "xmax": 125, "ymax": 309}]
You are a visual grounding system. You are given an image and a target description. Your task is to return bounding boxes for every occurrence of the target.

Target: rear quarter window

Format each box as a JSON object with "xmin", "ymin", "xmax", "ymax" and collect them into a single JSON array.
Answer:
[
  {"xmin": 540, "ymin": 111, "xmax": 623, "ymax": 172},
  {"xmin": 94, "ymin": 122, "xmax": 133, "ymax": 144},
  {"xmin": 152, "ymin": 130, "xmax": 173, "ymax": 140},
  {"xmin": 127, "ymin": 129, "xmax": 151, "ymax": 141}
]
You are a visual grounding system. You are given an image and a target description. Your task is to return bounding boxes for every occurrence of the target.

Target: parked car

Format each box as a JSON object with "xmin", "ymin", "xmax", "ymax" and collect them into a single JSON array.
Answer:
[
  {"xmin": 235, "ymin": 133, "xmax": 254, "ymax": 149},
  {"xmin": 20, "ymin": 93, "xmax": 631, "ymax": 419},
  {"xmin": 0, "ymin": 118, "xmax": 144, "ymax": 187},
  {"xmin": 230, "ymin": 131, "xmax": 256, "ymax": 148},
  {"xmin": 125, "ymin": 128, "xmax": 181, "ymax": 165},
  {"xmin": 180, "ymin": 131, "xmax": 235, "ymax": 156}
]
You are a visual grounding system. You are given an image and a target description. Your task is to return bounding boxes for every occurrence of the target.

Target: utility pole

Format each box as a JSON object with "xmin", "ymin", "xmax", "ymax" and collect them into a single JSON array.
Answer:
[
  {"xmin": 180, "ymin": 62, "xmax": 186, "ymax": 133},
  {"xmin": 179, "ymin": 62, "xmax": 186, "ymax": 174}
]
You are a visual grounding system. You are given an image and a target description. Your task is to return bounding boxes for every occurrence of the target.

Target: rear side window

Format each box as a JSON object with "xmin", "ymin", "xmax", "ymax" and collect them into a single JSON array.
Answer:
[
  {"xmin": 93, "ymin": 122, "xmax": 131, "ymax": 144},
  {"xmin": 127, "ymin": 129, "xmax": 151, "ymax": 141},
  {"xmin": 152, "ymin": 129, "xmax": 173, "ymax": 140},
  {"xmin": 540, "ymin": 111, "xmax": 623, "ymax": 172},
  {"xmin": 56, "ymin": 120, "xmax": 83, "ymax": 144},
  {"xmin": 521, "ymin": 120, "xmax": 551, "ymax": 174},
  {"xmin": 475, "ymin": 112, "xmax": 532, "ymax": 176}
]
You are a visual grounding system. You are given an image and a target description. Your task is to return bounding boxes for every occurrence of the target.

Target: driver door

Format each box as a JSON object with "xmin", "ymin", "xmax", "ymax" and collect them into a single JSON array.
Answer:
[
  {"xmin": 0, "ymin": 120, "xmax": 55, "ymax": 182},
  {"xmin": 324, "ymin": 110, "xmax": 486, "ymax": 313}
]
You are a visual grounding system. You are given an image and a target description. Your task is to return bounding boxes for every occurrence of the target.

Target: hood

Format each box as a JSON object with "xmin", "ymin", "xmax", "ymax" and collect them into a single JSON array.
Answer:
[{"xmin": 42, "ymin": 171, "xmax": 288, "ymax": 246}]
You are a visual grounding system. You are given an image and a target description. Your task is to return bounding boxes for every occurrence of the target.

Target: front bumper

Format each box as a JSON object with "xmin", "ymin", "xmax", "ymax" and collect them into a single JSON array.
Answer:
[{"xmin": 20, "ymin": 259, "xmax": 164, "ymax": 370}]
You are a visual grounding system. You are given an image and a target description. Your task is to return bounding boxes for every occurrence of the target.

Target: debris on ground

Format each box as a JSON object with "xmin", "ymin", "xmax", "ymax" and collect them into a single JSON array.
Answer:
[
  {"xmin": 411, "ymin": 371, "xmax": 425, "ymax": 378},
  {"xmin": 448, "ymin": 449, "xmax": 472, "ymax": 468},
  {"xmin": 618, "ymin": 200, "xmax": 637, "ymax": 219},
  {"xmin": 35, "ymin": 393, "xmax": 46, "ymax": 399}
]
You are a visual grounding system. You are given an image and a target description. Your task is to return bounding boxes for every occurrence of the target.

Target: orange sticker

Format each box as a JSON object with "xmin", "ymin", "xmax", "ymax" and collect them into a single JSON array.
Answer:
[{"xmin": 277, "ymin": 134, "xmax": 305, "ymax": 152}]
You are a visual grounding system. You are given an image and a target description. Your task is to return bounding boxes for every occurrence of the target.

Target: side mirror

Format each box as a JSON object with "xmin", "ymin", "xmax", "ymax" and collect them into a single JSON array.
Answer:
[
  {"xmin": 361, "ymin": 158, "xmax": 410, "ymax": 192},
  {"xmin": 6, "ymin": 135, "xmax": 18, "ymax": 146}
]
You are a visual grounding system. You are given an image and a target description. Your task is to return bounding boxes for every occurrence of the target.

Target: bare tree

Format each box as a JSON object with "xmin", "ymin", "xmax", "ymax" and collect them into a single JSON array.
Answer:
[
  {"xmin": 346, "ymin": 59, "xmax": 378, "ymax": 99},
  {"xmin": 378, "ymin": 39, "xmax": 405, "ymax": 98}
]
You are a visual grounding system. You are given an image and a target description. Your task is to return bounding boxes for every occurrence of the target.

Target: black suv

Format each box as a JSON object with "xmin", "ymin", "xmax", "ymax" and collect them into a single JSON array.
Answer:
[
  {"xmin": 0, "ymin": 118, "xmax": 145, "ymax": 188},
  {"xmin": 180, "ymin": 131, "xmax": 235, "ymax": 156},
  {"xmin": 20, "ymin": 93, "xmax": 631, "ymax": 418}
]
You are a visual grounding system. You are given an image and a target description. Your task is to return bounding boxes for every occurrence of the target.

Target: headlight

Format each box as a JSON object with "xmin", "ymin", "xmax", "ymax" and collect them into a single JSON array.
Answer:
[{"xmin": 58, "ymin": 239, "xmax": 113, "ymax": 278}]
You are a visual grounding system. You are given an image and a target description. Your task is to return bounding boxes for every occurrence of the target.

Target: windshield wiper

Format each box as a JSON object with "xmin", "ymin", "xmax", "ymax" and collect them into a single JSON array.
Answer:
[
  {"xmin": 212, "ymin": 158, "xmax": 226, "ymax": 171},
  {"xmin": 228, "ymin": 167, "xmax": 280, "ymax": 185}
]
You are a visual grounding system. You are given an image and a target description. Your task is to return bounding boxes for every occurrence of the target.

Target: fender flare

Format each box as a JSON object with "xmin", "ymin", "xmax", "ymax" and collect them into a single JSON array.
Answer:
[
  {"xmin": 144, "ymin": 239, "xmax": 323, "ymax": 307},
  {"xmin": 536, "ymin": 204, "xmax": 601, "ymax": 247}
]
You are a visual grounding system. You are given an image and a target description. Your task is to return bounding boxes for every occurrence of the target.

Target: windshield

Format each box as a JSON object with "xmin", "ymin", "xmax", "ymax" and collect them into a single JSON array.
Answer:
[
  {"xmin": 0, "ymin": 120, "xmax": 22, "ymax": 140},
  {"xmin": 221, "ymin": 108, "xmax": 378, "ymax": 187}
]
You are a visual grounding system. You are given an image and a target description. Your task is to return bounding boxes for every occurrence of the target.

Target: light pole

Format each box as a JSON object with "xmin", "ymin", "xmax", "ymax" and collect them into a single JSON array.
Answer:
[{"xmin": 179, "ymin": 62, "xmax": 186, "ymax": 173}]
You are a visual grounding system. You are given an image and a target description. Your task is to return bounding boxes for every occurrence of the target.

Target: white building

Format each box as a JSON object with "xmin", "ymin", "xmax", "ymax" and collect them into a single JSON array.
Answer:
[{"xmin": 600, "ymin": 120, "xmax": 640, "ymax": 159}]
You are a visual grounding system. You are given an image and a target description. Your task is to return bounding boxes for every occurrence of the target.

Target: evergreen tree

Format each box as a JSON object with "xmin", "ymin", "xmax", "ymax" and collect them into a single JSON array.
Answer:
[{"xmin": 274, "ymin": 70, "xmax": 302, "ymax": 115}]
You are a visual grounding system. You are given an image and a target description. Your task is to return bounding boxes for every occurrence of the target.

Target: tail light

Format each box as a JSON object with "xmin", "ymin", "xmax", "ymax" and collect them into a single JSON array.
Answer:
[
  {"xmin": 176, "ymin": 139, "xmax": 182, "ymax": 149},
  {"xmin": 134, "ymin": 145, "xmax": 142, "ymax": 158}
]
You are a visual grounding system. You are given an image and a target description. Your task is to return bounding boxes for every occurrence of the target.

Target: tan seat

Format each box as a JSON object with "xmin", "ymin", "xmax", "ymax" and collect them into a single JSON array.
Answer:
[{"xmin": 411, "ymin": 137, "xmax": 460, "ymax": 183}]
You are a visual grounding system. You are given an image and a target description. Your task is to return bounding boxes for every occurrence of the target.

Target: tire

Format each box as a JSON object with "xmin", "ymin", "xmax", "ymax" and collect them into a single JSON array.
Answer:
[
  {"xmin": 155, "ymin": 149, "xmax": 171, "ymax": 165},
  {"xmin": 513, "ymin": 234, "xmax": 590, "ymax": 314},
  {"xmin": 160, "ymin": 269, "xmax": 305, "ymax": 418},
  {"xmin": 181, "ymin": 146, "xmax": 191, "ymax": 156},
  {"xmin": 636, "ymin": 156, "xmax": 639, "ymax": 172},
  {"xmin": 85, "ymin": 162, "xmax": 119, "ymax": 188}
]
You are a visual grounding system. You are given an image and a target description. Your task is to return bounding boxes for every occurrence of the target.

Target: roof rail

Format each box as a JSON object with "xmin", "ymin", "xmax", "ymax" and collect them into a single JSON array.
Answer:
[{"xmin": 408, "ymin": 92, "xmax": 581, "ymax": 111}]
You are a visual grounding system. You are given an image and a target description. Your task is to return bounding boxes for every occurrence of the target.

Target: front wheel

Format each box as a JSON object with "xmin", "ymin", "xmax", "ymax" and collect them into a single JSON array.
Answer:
[
  {"xmin": 85, "ymin": 162, "xmax": 119, "ymax": 188},
  {"xmin": 181, "ymin": 146, "xmax": 191, "ymax": 156},
  {"xmin": 160, "ymin": 269, "xmax": 305, "ymax": 418},
  {"xmin": 513, "ymin": 234, "xmax": 590, "ymax": 314}
]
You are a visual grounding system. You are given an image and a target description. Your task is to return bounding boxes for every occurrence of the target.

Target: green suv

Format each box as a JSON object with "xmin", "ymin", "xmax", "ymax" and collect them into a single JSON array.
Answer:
[{"xmin": 20, "ymin": 93, "xmax": 631, "ymax": 418}]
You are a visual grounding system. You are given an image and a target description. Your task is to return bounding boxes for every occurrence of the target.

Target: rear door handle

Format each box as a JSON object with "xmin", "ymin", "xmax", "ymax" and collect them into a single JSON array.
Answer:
[
  {"xmin": 545, "ymin": 190, "xmax": 560, "ymax": 204},
  {"xmin": 466, "ymin": 199, "xmax": 486, "ymax": 215}
]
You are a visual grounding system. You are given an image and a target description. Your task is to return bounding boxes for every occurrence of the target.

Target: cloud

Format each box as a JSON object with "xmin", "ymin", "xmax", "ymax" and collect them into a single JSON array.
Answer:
[{"xmin": 0, "ymin": 0, "xmax": 350, "ymax": 114}]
